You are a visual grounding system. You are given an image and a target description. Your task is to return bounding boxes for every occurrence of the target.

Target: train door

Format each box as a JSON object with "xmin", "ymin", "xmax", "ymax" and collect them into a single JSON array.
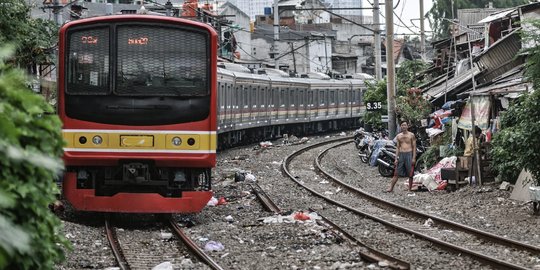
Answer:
[
  {"xmin": 329, "ymin": 89, "xmax": 336, "ymax": 117},
  {"xmin": 308, "ymin": 89, "xmax": 315, "ymax": 120},
  {"xmin": 269, "ymin": 85, "xmax": 280, "ymax": 120},
  {"xmin": 318, "ymin": 89, "xmax": 328, "ymax": 118},
  {"xmin": 234, "ymin": 85, "xmax": 242, "ymax": 126},
  {"xmin": 278, "ymin": 88, "xmax": 286, "ymax": 121},
  {"xmin": 298, "ymin": 88, "xmax": 305, "ymax": 121},
  {"xmin": 259, "ymin": 85, "xmax": 268, "ymax": 123},
  {"xmin": 289, "ymin": 87, "xmax": 297, "ymax": 120},
  {"xmin": 242, "ymin": 84, "xmax": 249, "ymax": 124}
]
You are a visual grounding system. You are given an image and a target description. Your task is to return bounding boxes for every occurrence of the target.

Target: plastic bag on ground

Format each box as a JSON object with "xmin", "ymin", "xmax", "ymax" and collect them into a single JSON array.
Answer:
[
  {"xmin": 206, "ymin": 197, "xmax": 218, "ymax": 206},
  {"xmin": 204, "ymin": 241, "xmax": 225, "ymax": 252},
  {"xmin": 293, "ymin": 211, "xmax": 311, "ymax": 221}
]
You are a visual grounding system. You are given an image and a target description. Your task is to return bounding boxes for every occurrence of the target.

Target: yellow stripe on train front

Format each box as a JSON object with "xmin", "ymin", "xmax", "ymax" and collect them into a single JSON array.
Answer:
[{"xmin": 62, "ymin": 130, "xmax": 216, "ymax": 151}]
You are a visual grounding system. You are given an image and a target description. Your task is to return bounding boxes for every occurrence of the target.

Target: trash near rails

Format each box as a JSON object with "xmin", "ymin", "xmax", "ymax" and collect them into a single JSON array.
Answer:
[
  {"xmin": 250, "ymin": 181, "xmax": 410, "ymax": 269},
  {"xmin": 281, "ymin": 137, "xmax": 538, "ymax": 270},
  {"xmin": 104, "ymin": 218, "xmax": 224, "ymax": 270}
]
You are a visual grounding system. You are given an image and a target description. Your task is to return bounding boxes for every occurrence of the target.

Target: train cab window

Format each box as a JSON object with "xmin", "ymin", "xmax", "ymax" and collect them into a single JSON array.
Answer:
[
  {"xmin": 66, "ymin": 27, "xmax": 110, "ymax": 95},
  {"xmin": 115, "ymin": 25, "xmax": 209, "ymax": 96}
]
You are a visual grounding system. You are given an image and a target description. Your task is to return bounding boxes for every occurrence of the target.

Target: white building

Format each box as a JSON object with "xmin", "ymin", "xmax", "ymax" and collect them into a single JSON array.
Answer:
[{"xmin": 323, "ymin": 0, "xmax": 363, "ymax": 17}]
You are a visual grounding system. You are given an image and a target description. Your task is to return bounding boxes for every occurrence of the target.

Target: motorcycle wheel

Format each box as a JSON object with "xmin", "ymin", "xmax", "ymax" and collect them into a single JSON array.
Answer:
[
  {"xmin": 378, "ymin": 157, "xmax": 395, "ymax": 177},
  {"xmin": 354, "ymin": 140, "xmax": 361, "ymax": 149},
  {"xmin": 360, "ymin": 148, "xmax": 370, "ymax": 163}
]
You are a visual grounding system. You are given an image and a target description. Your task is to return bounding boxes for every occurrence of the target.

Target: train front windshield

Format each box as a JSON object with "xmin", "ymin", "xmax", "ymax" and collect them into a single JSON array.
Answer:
[{"xmin": 64, "ymin": 22, "xmax": 211, "ymax": 126}]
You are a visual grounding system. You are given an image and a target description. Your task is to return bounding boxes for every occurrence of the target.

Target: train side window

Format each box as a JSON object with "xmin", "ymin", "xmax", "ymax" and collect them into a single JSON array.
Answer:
[
  {"xmin": 330, "ymin": 90, "xmax": 335, "ymax": 105},
  {"xmin": 226, "ymin": 84, "xmax": 232, "ymax": 109},
  {"xmin": 308, "ymin": 91, "xmax": 314, "ymax": 107},
  {"xmin": 299, "ymin": 90, "xmax": 304, "ymax": 106},
  {"xmin": 280, "ymin": 89, "xmax": 285, "ymax": 107},
  {"xmin": 319, "ymin": 90, "xmax": 325, "ymax": 106}
]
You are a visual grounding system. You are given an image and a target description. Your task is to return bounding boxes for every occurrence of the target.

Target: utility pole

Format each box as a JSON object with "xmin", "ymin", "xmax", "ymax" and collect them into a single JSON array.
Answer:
[
  {"xmin": 290, "ymin": 42, "xmax": 297, "ymax": 75},
  {"xmin": 420, "ymin": 0, "xmax": 425, "ymax": 60},
  {"xmin": 52, "ymin": 0, "xmax": 63, "ymax": 25},
  {"xmin": 385, "ymin": 0, "xmax": 397, "ymax": 138},
  {"xmin": 373, "ymin": 0, "xmax": 382, "ymax": 80},
  {"xmin": 273, "ymin": 0, "xmax": 280, "ymax": 70}
]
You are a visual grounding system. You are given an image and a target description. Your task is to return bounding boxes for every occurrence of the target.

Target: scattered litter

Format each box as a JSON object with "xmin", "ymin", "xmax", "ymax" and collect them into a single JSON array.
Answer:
[
  {"xmin": 336, "ymin": 207, "xmax": 344, "ymax": 212},
  {"xmin": 259, "ymin": 141, "xmax": 273, "ymax": 148},
  {"xmin": 206, "ymin": 197, "xmax": 218, "ymax": 206},
  {"xmin": 293, "ymin": 212, "xmax": 311, "ymax": 221},
  {"xmin": 378, "ymin": 260, "xmax": 390, "ymax": 267},
  {"xmin": 319, "ymin": 180, "xmax": 330, "ymax": 184},
  {"xmin": 160, "ymin": 232, "xmax": 173, "ymax": 240},
  {"xmin": 499, "ymin": 181, "xmax": 511, "ymax": 190},
  {"xmin": 204, "ymin": 241, "xmax": 225, "ymax": 252},
  {"xmin": 224, "ymin": 215, "xmax": 234, "ymax": 223},
  {"xmin": 335, "ymin": 187, "xmax": 342, "ymax": 193},
  {"xmin": 324, "ymin": 191, "xmax": 334, "ymax": 195},
  {"xmin": 220, "ymin": 253, "xmax": 230, "ymax": 258},
  {"xmin": 198, "ymin": 237, "xmax": 209, "ymax": 242},
  {"xmin": 152, "ymin": 261, "xmax": 173, "ymax": 270},
  {"xmin": 217, "ymin": 197, "xmax": 228, "ymax": 205},
  {"xmin": 423, "ymin": 218, "xmax": 434, "ymax": 227},
  {"xmin": 339, "ymin": 132, "xmax": 346, "ymax": 136},
  {"xmin": 245, "ymin": 173, "xmax": 256, "ymax": 182},
  {"xmin": 407, "ymin": 193, "xmax": 416, "ymax": 197},
  {"xmin": 497, "ymin": 197, "xmax": 505, "ymax": 202}
]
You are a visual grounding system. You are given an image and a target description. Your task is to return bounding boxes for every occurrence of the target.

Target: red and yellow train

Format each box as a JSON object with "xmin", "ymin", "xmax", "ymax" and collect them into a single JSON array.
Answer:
[{"xmin": 58, "ymin": 15, "xmax": 217, "ymax": 213}]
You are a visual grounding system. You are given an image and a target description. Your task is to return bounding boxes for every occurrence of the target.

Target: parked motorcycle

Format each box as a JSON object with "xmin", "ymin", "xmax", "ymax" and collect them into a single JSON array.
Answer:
[
  {"xmin": 358, "ymin": 133, "xmax": 375, "ymax": 163},
  {"xmin": 376, "ymin": 141, "xmax": 427, "ymax": 177}
]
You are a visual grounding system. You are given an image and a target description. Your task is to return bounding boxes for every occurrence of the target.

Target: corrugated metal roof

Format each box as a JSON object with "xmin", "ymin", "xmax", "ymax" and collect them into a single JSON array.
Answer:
[{"xmin": 478, "ymin": 9, "xmax": 516, "ymax": 23}]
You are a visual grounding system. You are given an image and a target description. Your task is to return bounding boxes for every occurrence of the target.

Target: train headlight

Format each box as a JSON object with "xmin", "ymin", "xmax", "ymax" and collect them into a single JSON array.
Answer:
[
  {"xmin": 172, "ymin": 136, "xmax": 182, "ymax": 146},
  {"xmin": 92, "ymin": 135, "xmax": 103, "ymax": 145}
]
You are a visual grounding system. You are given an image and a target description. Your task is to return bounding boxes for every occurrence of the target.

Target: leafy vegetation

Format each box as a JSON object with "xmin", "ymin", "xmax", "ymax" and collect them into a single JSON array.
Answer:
[
  {"xmin": 363, "ymin": 78, "xmax": 387, "ymax": 130},
  {"xmin": 0, "ymin": 46, "xmax": 68, "ymax": 269},
  {"xmin": 0, "ymin": 1, "xmax": 58, "ymax": 71},
  {"xmin": 396, "ymin": 88, "xmax": 432, "ymax": 125},
  {"xmin": 490, "ymin": 20, "xmax": 540, "ymax": 185},
  {"xmin": 396, "ymin": 59, "xmax": 429, "ymax": 95},
  {"xmin": 428, "ymin": 0, "xmax": 529, "ymax": 40}
]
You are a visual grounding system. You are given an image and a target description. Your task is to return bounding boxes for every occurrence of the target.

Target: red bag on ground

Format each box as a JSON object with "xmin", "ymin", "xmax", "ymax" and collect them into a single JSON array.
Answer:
[
  {"xmin": 217, "ymin": 197, "xmax": 228, "ymax": 205},
  {"xmin": 293, "ymin": 212, "xmax": 310, "ymax": 221}
]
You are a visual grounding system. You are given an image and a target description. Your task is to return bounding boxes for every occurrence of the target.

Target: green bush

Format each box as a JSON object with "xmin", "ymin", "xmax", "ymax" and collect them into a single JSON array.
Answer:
[{"xmin": 0, "ymin": 46, "xmax": 68, "ymax": 269}]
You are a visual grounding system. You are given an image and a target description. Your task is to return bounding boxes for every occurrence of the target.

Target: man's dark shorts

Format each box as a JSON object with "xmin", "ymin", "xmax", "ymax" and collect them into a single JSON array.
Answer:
[{"xmin": 396, "ymin": 151, "xmax": 413, "ymax": 177}]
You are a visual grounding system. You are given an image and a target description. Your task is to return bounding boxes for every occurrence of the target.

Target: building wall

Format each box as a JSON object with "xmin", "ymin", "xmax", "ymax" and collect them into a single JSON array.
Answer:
[{"xmin": 220, "ymin": 5, "xmax": 252, "ymax": 60}]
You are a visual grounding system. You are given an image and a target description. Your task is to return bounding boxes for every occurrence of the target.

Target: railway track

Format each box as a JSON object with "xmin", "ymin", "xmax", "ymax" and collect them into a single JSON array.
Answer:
[
  {"xmin": 250, "ymin": 182, "xmax": 411, "ymax": 269},
  {"xmin": 281, "ymin": 138, "xmax": 540, "ymax": 270},
  {"xmin": 104, "ymin": 216, "xmax": 223, "ymax": 270}
]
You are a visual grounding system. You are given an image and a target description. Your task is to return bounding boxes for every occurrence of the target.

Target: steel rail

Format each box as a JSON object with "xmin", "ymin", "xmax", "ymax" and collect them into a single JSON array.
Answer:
[
  {"xmin": 250, "ymin": 182, "xmax": 282, "ymax": 214},
  {"xmin": 168, "ymin": 220, "xmax": 224, "ymax": 270},
  {"xmin": 316, "ymin": 140, "xmax": 540, "ymax": 254},
  {"xmin": 310, "ymin": 208, "xmax": 410, "ymax": 270},
  {"xmin": 281, "ymin": 138, "xmax": 530, "ymax": 270},
  {"xmin": 104, "ymin": 219, "xmax": 130, "ymax": 270}
]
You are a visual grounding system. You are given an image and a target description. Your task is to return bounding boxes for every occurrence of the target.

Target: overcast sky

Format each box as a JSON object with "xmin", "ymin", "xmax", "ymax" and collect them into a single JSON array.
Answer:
[{"xmin": 362, "ymin": 0, "xmax": 434, "ymax": 37}]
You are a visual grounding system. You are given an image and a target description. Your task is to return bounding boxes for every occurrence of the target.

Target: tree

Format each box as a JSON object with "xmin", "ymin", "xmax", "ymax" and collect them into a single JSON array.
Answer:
[
  {"xmin": 0, "ymin": 1, "xmax": 58, "ymax": 72},
  {"xmin": 490, "ymin": 20, "xmax": 540, "ymax": 185},
  {"xmin": 428, "ymin": 0, "xmax": 529, "ymax": 40},
  {"xmin": 363, "ymin": 79, "xmax": 387, "ymax": 130},
  {"xmin": 0, "ymin": 46, "xmax": 68, "ymax": 269}
]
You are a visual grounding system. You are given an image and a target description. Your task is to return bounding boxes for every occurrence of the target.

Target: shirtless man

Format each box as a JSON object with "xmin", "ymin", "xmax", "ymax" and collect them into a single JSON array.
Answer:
[{"xmin": 386, "ymin": 121, "xmax": 416, "ymax": 192}]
